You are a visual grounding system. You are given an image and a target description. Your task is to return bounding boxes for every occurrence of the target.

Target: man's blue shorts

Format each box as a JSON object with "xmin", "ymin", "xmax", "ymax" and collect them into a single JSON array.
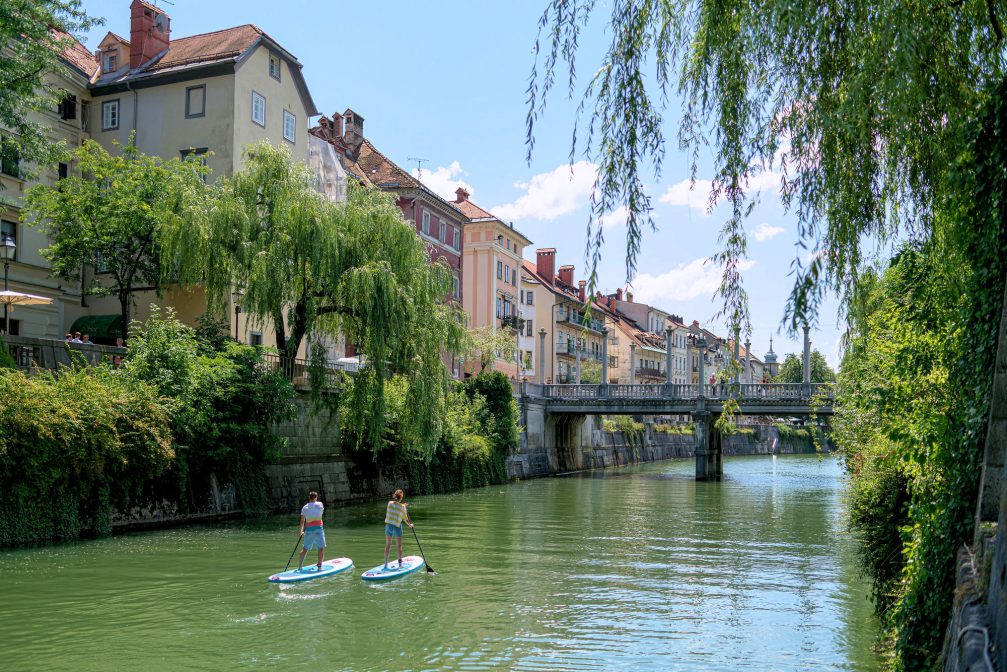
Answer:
[
  {"xmin": 385, "ymin": 523, "xmax": 403, "ymax": 537},
  {"xmin": 303, "ymin": 527, "xmax": 326, "ymax": 550}
]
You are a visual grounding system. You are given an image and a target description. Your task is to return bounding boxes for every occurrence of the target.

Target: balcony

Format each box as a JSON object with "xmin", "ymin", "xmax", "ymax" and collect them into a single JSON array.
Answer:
[
  {"xmin": 635, "ymin": 365, "xmax": 664, "ymax": 380},
  {"xmin": 556, "ymin": 308, "xmax": 605, "ymax": 333},
  {"xmin": 555, "ymin": 341, "xmax": 604, "ymax": 362}
]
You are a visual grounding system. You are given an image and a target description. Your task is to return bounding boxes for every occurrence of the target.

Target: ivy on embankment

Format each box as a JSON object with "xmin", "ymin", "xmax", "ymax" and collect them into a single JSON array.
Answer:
[
  {"xmin": 837, "ymin": 78, "xmax": 1007, "ymax": 670},
  {"xmin": 0, "ymin": 310, "xmax": 295, "ymax": 548}
]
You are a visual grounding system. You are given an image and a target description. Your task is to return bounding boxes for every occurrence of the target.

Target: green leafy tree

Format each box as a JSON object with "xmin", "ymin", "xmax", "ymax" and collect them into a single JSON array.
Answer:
[
  {"xmin": 578, "ymin": 358, "xmax": 602, "ymax": 384},
  {"xmin": 23, "ymin": 138, "xmax": 205, "ymax": 338},
  {"xmin": 464, "ymin": 325, "xmax": 517, "ymax": 372},
  {"xmin": 772, "ymin": 351, "xmax": 836, "ymax": 384},
  {"xmin": 0, "ymin": 1, "xmax": 100, "ymax": 181},
  {"xmin": 162, "ymin": 142, "xmax": 466, "ymax": 458},
  {"xmin": 528, "ymin": 1, "xmax": 1005, "ymax": 334}
]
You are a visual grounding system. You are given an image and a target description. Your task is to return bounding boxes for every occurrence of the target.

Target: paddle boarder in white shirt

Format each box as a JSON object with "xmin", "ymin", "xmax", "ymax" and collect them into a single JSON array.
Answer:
[
  {"xmin": 297, "ymin": 491, "xmax": 325, "ymax": 572},
  {"xmin": 383, "ymin": 489, "xmax": 412, "ymax": 570}
]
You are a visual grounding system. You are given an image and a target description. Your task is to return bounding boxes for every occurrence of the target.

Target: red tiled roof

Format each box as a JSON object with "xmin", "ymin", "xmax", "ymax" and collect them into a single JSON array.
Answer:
[
  {"xmin": 53, "ymin": 30, "xmax": 98, "ymax": 78},
  {"xmin": 454, "ymin": 198, "xmax": 495, "ymax": 220},
  {"xmin": 144, "ymin": 24, "xmax": 264, "ymax": 73},
  {"xmin": 348, "ymin": 139, "xmax": 423, "ymax": 189}
]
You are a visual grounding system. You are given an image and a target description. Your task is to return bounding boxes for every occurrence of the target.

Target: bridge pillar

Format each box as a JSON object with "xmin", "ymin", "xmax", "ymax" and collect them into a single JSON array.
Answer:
[{"xmin": 693, "ymin": 410, "xmax": 723, "ymax": 481}]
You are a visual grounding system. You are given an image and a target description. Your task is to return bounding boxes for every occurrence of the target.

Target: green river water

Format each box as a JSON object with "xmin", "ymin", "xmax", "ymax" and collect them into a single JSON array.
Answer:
[{"xmin": 0, "ymin": 454, "xmax": 879, "ymax": 671}]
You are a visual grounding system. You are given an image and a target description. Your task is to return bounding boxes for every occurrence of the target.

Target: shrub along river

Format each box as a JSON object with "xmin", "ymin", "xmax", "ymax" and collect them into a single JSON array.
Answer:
[{"xmin": 0, "ymin": 454, "xmax": 879, "ymax": 671}]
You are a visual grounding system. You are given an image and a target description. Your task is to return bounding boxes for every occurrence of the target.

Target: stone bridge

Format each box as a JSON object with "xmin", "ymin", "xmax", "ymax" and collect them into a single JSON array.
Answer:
[{"xmin": 519, "ymin": 382, "xmax": 834, "ymax": 481}]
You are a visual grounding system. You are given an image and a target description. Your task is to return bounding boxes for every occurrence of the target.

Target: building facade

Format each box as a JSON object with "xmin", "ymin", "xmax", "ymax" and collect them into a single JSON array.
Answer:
[{"xmin": 455, "ymin": 188, "xmax": 531, "ymax": 377}]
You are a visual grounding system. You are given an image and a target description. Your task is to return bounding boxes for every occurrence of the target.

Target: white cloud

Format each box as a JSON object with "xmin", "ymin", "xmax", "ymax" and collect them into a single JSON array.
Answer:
[
  {"xmin": 490, "ymin": 160, "xmax": 598, "ymax": 222},
  {"xmin": 630, "ymin": 257, "xmax": 757, "ymax": 304},
  {"xmin": 658, "ymin": 178, "xmax": 713, "ymax": 213},
  {"xmin": 411, "ymin": 161, "xmax": 473, "ymax": 202},
  {"xmin": 752, "ymin": 223, "xmax": 785, "ymax": 242},
  {"xmin": 601, "ymin": 206, "xmax": 629, "ymax": 231}
]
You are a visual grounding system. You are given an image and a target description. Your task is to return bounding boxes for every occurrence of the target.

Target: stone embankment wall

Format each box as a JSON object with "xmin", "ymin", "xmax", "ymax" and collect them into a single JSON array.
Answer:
[{"xmin": 507, "ymin": 422, "xmax": 824, "ymax": 479}]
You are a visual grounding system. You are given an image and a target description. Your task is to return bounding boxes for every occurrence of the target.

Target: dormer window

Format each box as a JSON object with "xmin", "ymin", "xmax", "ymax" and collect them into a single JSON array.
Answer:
[
  {"xmin": 103, "ymin": 51, "xmax": 117, "ymax": 73},
  {"xmin": 269, "ymin": 53, "xmax": 281, "ymax": 81}
]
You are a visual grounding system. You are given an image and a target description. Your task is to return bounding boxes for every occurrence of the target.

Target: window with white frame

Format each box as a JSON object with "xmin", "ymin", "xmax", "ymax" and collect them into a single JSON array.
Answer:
[
  {"xmin": 453, "ymin": 227, "xmax": 460, "ymax": 250},
  {"xmin": 420, "ymin": 211, "xmax": 429, "ymax": 235},
  {"xmin": 526, "ymin": 290, "xmax": 534, "ymax": 305},
  {"xmin": 496, "ymin": 297, "xmax": 502, "ymax": 318},
  {"xmin": 525, "ymin": 319, "xmax": 533, "ymax": 337},
  {"xmin": 185, "ymin": 85, "xmax": 205, "ymax": 118},
  {"xmin": 101, "ymin": 99, "xmax": 119, "ymax": 131},
  {"xmin": 283, "ymin": 110, "xmax": 296, "ymax": 143},
  {"xmin": 269, "ymin": 53, "xmax": 281, "ymax": 81},
  {"xmin": 439, "ymin": 220, "xmax": 446, "ymax": 242},
  {"xmin": 102, "ymin": 50, "xmax": 118, "ymax": 73},
  {"xmin": 251, "ymin": 92, "xmax": 265, "ymax": 127},
  {"xmin": 504, "ymin": 266, "xmax": 510, "ymax": 284},
  {"xmin": 497, "ymin": 261, "xmax": 503, "ymax": 279}
]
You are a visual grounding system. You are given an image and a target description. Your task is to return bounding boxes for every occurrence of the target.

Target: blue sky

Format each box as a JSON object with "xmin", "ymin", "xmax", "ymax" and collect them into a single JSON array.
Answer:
[{"xmin": 78, "ymin": 0, "xmax": 846, "ymax": 367}]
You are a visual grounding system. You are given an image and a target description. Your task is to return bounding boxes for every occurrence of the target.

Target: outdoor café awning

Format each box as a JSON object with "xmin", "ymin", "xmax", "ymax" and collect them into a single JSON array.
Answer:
[{"xmin": 69, "ymin": 314, "xmax": 123, "ymax": 340}]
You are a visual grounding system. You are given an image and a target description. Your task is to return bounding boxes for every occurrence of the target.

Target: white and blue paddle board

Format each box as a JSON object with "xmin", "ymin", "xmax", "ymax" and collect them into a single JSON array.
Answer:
[
  {"xmin": 268, "ymin": 557, "xmax": 353, "ymax": 583},
  {"xmin": 360, "ymin": 555, "xmax": 425, "ymax": 581}
]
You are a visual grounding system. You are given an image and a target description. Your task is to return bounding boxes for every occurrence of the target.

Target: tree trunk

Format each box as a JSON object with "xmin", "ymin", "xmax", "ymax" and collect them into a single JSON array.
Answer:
[{"xmin": 119, "ymin": 291, "xmax": 130, "ymax": 340}]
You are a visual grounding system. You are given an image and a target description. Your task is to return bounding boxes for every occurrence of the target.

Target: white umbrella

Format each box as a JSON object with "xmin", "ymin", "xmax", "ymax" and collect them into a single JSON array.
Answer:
[{"xmin": 0, "ymin": 290, "xmax": 54, "ymax": 308}]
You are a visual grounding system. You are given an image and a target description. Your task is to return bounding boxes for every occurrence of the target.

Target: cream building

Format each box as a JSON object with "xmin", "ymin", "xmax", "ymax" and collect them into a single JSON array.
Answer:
[
  {"xmin": 80, "ymin": 1, "xmax": 318, "ymax": 350},
  {"xmin": 456, "ymin": 188, "xmax": 531, "ymax": 378},
  {"xmin": 523, "ymin": 250, "xmax": 615, "ymax": 384},
  {"xmin": 0, "ymin": 32, "xmax": 97, "ymax": 339}
]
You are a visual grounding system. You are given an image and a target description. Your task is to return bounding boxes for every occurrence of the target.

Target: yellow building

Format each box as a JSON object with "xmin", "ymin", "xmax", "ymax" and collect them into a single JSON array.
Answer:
[
  {"xmin": 80, "ymin": 1, "xmax": 319, "ymax": 351},
  {"xmin": 522, "ymin": 250, "xmax": 616, "ymax": 384},
  {"xmin": 456, "ymin": 188, "xmax": 531, "ymax": 377},
  {"xmin": 0, "ymin": 32, "xmax": 96, "ymax": 339}
]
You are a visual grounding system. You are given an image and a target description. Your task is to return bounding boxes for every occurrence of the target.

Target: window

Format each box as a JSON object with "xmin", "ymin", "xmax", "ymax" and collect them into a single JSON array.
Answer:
[
  {"xmin": 525, "ymin": 319, "xmax": 533, "ymax": 337},
  {"xmin": 526, "ymin": 290, "xmax": 534, "ymax": 306},
  {"xmin": 180, "ymin": 148, "xmax": 209, "ymax": 183},
  {"xmin": 496, "ymin": 298, "xmax": 502, "ymax": 319},
  {"xmin": 422, "ymin": 211, "xmax": 431, "ymax": 235},
  {"xmin": 59, "ymin": 93, "xmax": 77, "ymax": 121},
  {"xmin": 0, "ymin": 139, "xmax": 20, "ymax": 179},
  {"xmin": 185, "ymin": 85, "xmax": 206, "ymax": 118},
  {"xmin": 453, "ymin": 227, "xmax": 460, "ymax": 250},
  {"xmin": 251, "ymin": 91, "xmax": 265, "ymax": 127},
  {"xmin": 250, "ymin": 332, "xmax": 263, "ymax": 347},
  {"xmin": 269, "ymin": 53, "xmax": 281, "ymax": 81},
  {"xmin": 439, "ymin": 220, "xmax": 446, "ymax": 242},
  {"xmin": 283, "ymin": 109, "xmax": 296, "ymax": 143},
  {"xmin": 101, "ymin": 99, "xmax": 119, "ymax": 131},
  {"xmin": 2, "ymin": 318, "xmax": 19, "ymax": 336},
  {"xmin": 1, "ymin": 221, "xmax": 16, "ymax": 261},
  {"xmin": 520, "ymin": 290, "xmax": 525, "ymax": 303},
  {"xmin": 497, "ymin": 261, "xmax": 503, "ymax": 279},
  {"xmin": 58, "ymin": 163, "xmax": 68, "ymax": 180},
  {"xmin": 102, "ymin": 51, "xmax": 118, "ymax": 73},
  {"xmin": 512, "ymin": 271, "xmax": 517, "ymax": 286},
  {"xmin": 504, "ymin": 266, "xmax": 510, "ymax": 283},
  {"xmin": 452, "ymin": 273, "xmax": 460, "ymax": 298}
]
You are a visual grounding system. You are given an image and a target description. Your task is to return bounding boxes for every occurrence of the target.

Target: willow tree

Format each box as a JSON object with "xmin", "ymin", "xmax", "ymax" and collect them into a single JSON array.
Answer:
[
  {"xmin": 162, "ymin": 141, "xmax": 466, "ymax": 457},
  {"xmin": 528, "ymin": 0, "xmax": 1005, "ymax": 334}
]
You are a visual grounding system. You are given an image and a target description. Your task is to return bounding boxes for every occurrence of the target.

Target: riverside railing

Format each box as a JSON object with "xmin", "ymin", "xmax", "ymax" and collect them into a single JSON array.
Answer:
[
  {"xmin": 258, "ymin": 352, "xmax": 357, "ymax": 387},
  {"xmin": 3, "ymin": 335, "xmax": 126, "ymax": 373}
]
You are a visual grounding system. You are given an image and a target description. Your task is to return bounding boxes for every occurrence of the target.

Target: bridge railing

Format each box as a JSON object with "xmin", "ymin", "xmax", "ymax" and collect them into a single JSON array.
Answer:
[{"xmin": 522, "ymin": 380, "xmax": 833, "ymax": 402}]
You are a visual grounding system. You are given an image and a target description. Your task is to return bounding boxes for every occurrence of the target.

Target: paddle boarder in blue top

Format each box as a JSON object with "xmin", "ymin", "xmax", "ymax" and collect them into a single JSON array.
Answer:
[
  {"xmin": 298, "ymin": 491, "xmax": 325, "ymax": 572},
  {"xmin": 383, "ymin": 489, "xmax": 412, "ymax": 570}
]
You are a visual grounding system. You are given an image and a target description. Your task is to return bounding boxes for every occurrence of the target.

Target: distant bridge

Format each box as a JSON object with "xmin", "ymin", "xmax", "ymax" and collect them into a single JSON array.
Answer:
[{"xmin": 518, "ymin": 381, "xmax": 835, "ymax": 481}]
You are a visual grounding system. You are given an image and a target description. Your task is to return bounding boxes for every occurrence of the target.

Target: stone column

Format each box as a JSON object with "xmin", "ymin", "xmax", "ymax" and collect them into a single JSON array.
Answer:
[
  {"xmin": 665, "ymin": 326, "xmax": 674, "ymax": 384},
  {"xmin": 629, "ymin": 342, "xmax": 637, "ymax": 385},
  {"xmin": 745, "ymin": 337, "xmax": 752, "ymax": 384},
  {"xmin": 803, "ymin": 324, "xmax": 811, "ymax": 396},
  {"xmin": 601, "ymin": 328, "xmax": 609, "ymax": 386},
  {"xmin": 538, "ymin": 328, "xmax": 547, "ymax": 384},
  {"xmin": 697, "ymin": 339, "xmax": 706, "ymax": 398},
  {"xmin": 693, "ymin": 410, "xmax": 722, "ymax": 481},
  {"xmin": 575, "ymin": 342, "xmax": 581, "ymax": 384}
]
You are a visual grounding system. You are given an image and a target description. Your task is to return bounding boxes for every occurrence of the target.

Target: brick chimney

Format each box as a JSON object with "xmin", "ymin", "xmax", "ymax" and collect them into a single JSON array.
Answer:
[
  {"xmin": 558, "ymin": 265, "xmax": 574, "ymax": 288},
  {"xmin": 616, "ymin": 288, "xmax": 623, "ymax": 302},
  {"xmin": 454, "ymin": 187, "xmax": 470, "ymax": 203},
  {"xmin": 578, "ymin": 281, "xmax": 586, "ymax": 303},
  {"xmin": 130, "ymin": 0, "xmax": 170, "ymax": 69},
  {"xmin": 342, "ymin": 109, "xmax": 364, "ymax": 161},
  {"xmin": 536, "ymin": 248, "xmax": 556, "ymax": 286}
]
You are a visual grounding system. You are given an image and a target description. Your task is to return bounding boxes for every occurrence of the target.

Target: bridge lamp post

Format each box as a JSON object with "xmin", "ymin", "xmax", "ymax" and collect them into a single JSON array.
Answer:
[
  {"xmin": 2, "ymin": 233, "xmax": 14, "ymax": 334},
  {"xmin": 687, "ymin": 329, "xmax": 708, "ymax": 397}
]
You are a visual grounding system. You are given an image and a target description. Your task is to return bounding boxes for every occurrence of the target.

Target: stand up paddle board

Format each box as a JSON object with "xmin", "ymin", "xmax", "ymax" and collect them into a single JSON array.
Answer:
[
  {"xmin": 360, "ymin": 555, "xmax": 425, "ymax": 581},
  {"xmin": 268, "ymin": 557, "xmax": 353, "ymax": 583}
]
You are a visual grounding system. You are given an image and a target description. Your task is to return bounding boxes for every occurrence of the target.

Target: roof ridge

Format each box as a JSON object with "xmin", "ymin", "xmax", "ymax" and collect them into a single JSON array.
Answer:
[
  {"xmin": 171, "ymin": 23, "xmax": 262, "ymax": 43},
  {"xmin": 360, "ymin": 139, "xmax": 420, "ymax": 187}
]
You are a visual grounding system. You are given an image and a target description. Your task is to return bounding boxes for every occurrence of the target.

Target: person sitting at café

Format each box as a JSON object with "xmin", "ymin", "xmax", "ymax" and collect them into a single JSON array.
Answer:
[
  {"xmin": 70, "ymin": 332, "xmax": 83, "ymax": 343},
  {"xmin": 64, "ymin": 333, "xmax": 72, "ymax": 342},
  {"xmin": 81, "ymin": 334, "xmax": 91, "ymax": 344}
]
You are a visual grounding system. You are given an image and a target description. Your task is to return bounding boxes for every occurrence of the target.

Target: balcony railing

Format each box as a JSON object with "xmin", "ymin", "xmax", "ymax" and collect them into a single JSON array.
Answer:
[
  {"xmin": 3, "ymin": 335, "xmax": 126, "ymax": 373},
  {"xmin": 556, "ymin": 309, "xmax": 605, "ymax": 333},
  {"xmin": 555, "ymin": 341, "xmax": 604, "ymax": 362},
  {"xmin": 259, "ymin": 353, "xmax": 357, "ymax": 387}
]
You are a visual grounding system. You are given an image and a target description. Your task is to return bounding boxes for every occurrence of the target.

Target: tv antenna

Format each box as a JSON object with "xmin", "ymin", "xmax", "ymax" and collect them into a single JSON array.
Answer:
[{"xmin": 409, "ymin": 157, "xmax": 428, "ymax": 179}]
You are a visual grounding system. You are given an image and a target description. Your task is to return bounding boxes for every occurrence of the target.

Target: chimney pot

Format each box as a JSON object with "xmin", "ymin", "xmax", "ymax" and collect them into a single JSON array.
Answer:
[
  {"xmin": 536, "ymin": 248, "xmax": 556, "ymax": 286},
  {"xmin": 616, "ymin": 288, "xmax": 623, "ymax": 301},
  {"xmin": 626, "ymin": 291, "xmax": 634, "ymax": 303},
  {"xmin": 454, "ymin": 187, "xmax": 470, "ymax": 203},
  {"xmin": 578, "ymin": 280, "xmax": 586, "ymax": 303},
  {"xmin": 558, "ymin": 265, "xmax": 574, "ymax": 288},
  {"xmin": 129, "ymin": 0, "xmax": 171, "ymax": 70}
]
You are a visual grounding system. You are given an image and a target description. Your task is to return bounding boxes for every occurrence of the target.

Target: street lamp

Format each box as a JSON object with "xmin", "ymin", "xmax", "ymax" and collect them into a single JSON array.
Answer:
[
  {"xmin": 2, "ymin": 233, "xmax": 15, "ymax": 334},
  {"xmin": 232, "ymin": 290, "xmax": 242, "ymax": 341}
]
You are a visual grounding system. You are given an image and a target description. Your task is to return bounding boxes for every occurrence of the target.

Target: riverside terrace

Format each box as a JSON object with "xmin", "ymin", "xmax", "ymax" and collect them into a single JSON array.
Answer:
[{"xmin": 517, "ymin": 381, "xmax": 834, "ymax": 481}]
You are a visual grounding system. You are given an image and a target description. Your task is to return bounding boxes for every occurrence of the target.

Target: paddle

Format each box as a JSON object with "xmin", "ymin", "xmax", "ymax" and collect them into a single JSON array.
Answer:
[
  {"xmin": 409, "ymin": 524, "xmax": 436, "ymax": 574},
  {"xmin": 283, "ymin": 533, "xmax": 303, "ymax": 572}
]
